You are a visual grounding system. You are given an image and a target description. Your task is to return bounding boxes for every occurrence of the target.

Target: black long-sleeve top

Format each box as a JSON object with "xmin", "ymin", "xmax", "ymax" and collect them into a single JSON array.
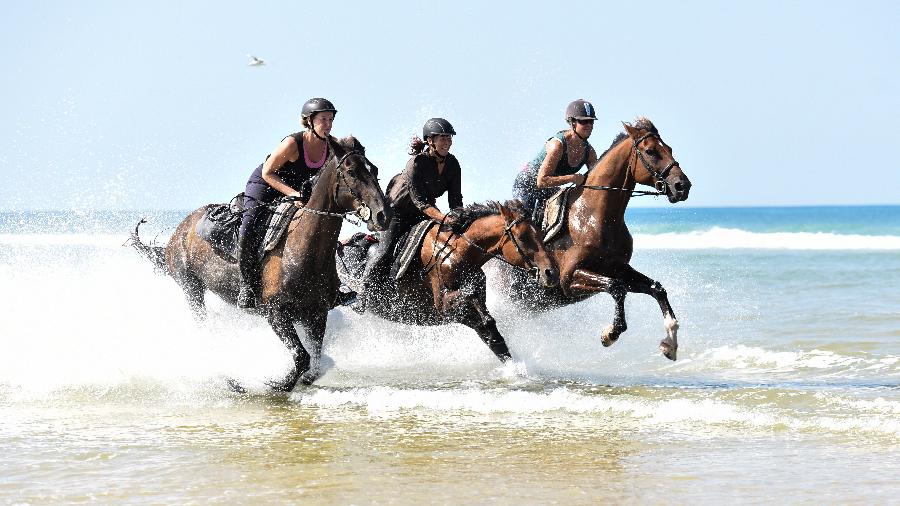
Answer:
[{"xmin": 387, "ymin": 153, "xmax": 463, "ymax": 220}]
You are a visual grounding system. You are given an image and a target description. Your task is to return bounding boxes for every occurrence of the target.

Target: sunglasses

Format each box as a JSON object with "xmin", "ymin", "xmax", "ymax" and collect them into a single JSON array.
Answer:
[{"xmin": 575, "ymin": 119, "xmax": 595, "ymax": 126}]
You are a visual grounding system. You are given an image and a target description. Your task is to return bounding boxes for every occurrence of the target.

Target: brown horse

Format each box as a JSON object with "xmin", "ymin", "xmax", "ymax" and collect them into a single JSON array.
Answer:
[
  {"xmin": 336, "ymin": 200, "xmax": 558, "ymax": 362},
  {"xmin": 489, "ymin": 118, "xmax": 691, "ymax": 360},
  {"xmin": 131, "ymin": 136, "xmax": 391, "ymax": 390}
]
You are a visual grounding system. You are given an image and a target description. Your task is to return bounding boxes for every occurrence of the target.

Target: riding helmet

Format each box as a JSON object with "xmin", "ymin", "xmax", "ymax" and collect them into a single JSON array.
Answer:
[
  {"xmin": 301, "ymin": 97, "xmax": 338, "ymax": 119},
  {"xmin": 565, "ymin": 99, "xmax": 597, "ymax": 121},
  {"xmin": 423, "ymin": 118, "xmax": 456, "ymax": 139}
]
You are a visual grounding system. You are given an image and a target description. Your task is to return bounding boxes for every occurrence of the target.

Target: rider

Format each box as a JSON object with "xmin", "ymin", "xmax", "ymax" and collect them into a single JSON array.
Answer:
[
  {"xmin": 237, "ymin": 97, "xmax": 338, "ymax": 309},
  {"xmin": 512, "ymin": 99, "xmax": 600, "ymax": 222},
  {"xmin": 356, "ymin": 117, "xmax": 464, "ymax": 311}
]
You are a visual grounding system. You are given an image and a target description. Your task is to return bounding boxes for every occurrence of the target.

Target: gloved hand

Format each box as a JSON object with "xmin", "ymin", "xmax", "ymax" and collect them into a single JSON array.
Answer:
[{"xmin": 441, "ymin": 210, "xmax": 465, "ymax": 234}]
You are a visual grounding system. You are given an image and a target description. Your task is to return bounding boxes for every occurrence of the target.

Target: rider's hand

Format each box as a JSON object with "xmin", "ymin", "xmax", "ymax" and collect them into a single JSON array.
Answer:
[
  {"xmin": 289, "ymin": 191, "xmax": 304, "ymax": 208},
  {"xmin": 571, "ymin": 173, "xmax": 586, "ymax": 186},
  {"xmin": 442, "ymin": 211, "xmax": 464, "ymax": 233}
]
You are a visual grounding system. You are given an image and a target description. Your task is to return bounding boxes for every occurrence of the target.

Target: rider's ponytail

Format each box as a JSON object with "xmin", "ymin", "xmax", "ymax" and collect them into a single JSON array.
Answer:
[{"xmin": 408, "ymin": 136, "xmax": 427, "ymax": 155}]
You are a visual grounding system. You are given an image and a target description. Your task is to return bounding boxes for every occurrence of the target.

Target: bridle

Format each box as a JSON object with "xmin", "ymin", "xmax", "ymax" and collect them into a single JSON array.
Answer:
[
  {"xmin": 428, "ymin": 212, "xmax": 539, "ymax": 279},
  {"xmin": 286, "ymin": 149, "xmax": 379, "ymax": 225},
  {"xmin": 580, "ymin": 131, "xmax": 680, "ymax": 197},
  {"xmin": 629, "ymin": 131, "xmax": 680, "ymax": 195}
]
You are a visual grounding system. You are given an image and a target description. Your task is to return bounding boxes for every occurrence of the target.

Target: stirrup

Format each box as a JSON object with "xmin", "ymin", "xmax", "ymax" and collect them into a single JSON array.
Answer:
[{"xmin": 334, "ymin": 289, "xmax": 358, "ymax": 307}]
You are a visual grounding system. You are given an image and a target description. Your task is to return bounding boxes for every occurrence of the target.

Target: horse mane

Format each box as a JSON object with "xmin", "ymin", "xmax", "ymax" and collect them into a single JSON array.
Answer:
[
  {"xmin": 454, "ymin": 199, "xmax": 527, "ymax": 229},
  {"xmin": 329, "ymin": 135, "xmax": 366, "ymax": 159},
  {"xmin": 588, "ymin": 117, "xmax": 658, "ymax": 173}
]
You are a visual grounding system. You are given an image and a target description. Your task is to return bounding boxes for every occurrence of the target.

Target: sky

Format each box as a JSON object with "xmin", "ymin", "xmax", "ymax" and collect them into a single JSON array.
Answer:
[{"xmin": 1, "ymin": 1, "xmax": 898, "ymax": 210}]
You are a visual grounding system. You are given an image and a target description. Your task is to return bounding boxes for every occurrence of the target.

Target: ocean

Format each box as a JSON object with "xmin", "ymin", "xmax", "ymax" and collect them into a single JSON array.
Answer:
[{"xmin": 1, "ymin": 205, "xmax": 898, "ymax": 504}]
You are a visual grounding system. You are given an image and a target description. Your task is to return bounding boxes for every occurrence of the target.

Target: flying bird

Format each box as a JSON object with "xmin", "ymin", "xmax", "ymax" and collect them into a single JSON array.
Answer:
[{"xmin": 247, "ymin": 55, "xmax": 266, "ymax": 67}]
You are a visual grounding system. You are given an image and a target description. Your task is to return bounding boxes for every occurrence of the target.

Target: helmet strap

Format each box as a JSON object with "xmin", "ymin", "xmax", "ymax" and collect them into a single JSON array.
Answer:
[
  {"xmin": 308, "ymin": 113, "xmax": 328, "ymax": 141},
  {"xmin": 571, "ymin": 121, "xmax": 588, "ymax": 141}
]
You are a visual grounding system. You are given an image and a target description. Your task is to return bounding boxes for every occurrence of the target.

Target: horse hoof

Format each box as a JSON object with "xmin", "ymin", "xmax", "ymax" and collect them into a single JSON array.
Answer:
[
  {"xmin": 600, "ymin": 325, "xmax": 619, "ymax": 347},
  {"xmin": 298, "ymin": 371, "xmax": 319, "ymax": 386},
  {"xmin": 660, "ymin": 342, "xmax": 677, "ymax": 361}
]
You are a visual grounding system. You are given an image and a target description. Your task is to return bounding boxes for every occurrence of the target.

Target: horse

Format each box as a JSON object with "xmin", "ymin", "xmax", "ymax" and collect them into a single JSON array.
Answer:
[
  {"xmin": 336, "ymin": 200, "xmax": 559, "ymax": 362},
  {"xmin": 130, "ymin": 136, "xmax": 392, "ymax": 390},
  {"xmin": 489, "ymin": 118, "xmax": 691, "ymax": 360}
]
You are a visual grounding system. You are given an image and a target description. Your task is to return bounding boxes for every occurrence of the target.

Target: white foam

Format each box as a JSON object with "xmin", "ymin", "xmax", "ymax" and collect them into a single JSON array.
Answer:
[
  {"xmin": 0, "ymin": 233, "xmax": 132, "ymax": 247},
  {"xmin": 635, "ymin": 227, "xmax": 900, "ymax": 250}
]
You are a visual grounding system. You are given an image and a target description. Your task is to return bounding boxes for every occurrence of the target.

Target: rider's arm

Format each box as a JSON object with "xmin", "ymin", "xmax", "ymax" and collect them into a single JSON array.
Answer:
[
  {"xmin": 261, "ymin": 137, "xmax": 302, "ymax": 198},
  {"xmin": 536, "ymin": 139, "xmax": 586, "ymax": 188},
  {"xmin": 447, "ymin": 157, "xmax": 463, "ymax": 210},
  {"xmin": 585, "ymin": 145, "xmax": 599, "ymax": 171}
]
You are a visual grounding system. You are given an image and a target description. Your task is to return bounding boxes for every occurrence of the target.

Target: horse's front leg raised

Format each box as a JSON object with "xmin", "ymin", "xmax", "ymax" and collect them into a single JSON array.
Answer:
[
  {"xmin": 265, "ymin": 306, "xmax": 311, "ymax": 392},
  {"xmin": 569, "ymin": 268, "xmax": 629, "ymax": 349},
  {"xmin": 616, "ymin": 265, "xmax": 679, "ymax": 361}
]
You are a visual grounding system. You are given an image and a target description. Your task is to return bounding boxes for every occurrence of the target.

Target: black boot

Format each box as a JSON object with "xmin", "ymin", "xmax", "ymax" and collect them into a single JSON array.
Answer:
[{"xmin": 237, "ymin": 232, "xmax": 261, "ymax": 309}]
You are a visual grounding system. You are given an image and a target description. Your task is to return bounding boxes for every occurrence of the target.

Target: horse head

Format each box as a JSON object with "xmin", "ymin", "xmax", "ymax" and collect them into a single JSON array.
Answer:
[
  {"xmin": 329, "ymin": 136, "xmax": 392, "ymax": 231},
  {"xmin": 623, "ymin": 119, "xmax": 691, "ymax": 203},
  {"xmin": 496, "ymin": 200, "xmax": 559, "ymax": 288}
]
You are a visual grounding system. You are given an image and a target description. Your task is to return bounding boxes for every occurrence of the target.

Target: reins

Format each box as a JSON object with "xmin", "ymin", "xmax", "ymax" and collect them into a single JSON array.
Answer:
[
  {"xmin": 425, "ymin": 214, "xmax": 539, "ymax": 279},
  {"xmin": 243, "ymin": 149, "xmax": 373, "ymax": 226},
  {"xmin": 578, "ymin": 131, "xmax": 680, "ymax": 197}
]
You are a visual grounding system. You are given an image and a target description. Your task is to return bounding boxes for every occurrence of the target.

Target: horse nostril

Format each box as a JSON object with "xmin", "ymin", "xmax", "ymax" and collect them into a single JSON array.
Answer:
[{"xmin": 674, "ymin": 182, "xmax": 684, "ymax": 192}]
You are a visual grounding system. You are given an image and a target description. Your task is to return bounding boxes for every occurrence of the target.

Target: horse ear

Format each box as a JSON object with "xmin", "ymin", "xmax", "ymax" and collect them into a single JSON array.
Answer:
[
  {"xmin": 622, "ymin": 122, "xmax": 639, "ymax": 139},
  {"xmin": 496, "ymin": 202, "xmax": 512, "ymax": 221}
]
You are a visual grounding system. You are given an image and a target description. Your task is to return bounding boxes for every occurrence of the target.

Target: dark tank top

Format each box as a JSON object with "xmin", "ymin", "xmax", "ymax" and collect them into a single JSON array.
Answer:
[{"xmin": 245, "ymin": 132, "xmax": 329, "ymax": 201}]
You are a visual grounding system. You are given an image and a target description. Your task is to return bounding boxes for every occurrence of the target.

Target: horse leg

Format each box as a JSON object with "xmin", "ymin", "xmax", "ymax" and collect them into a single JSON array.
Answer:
[
  {"xmin": 265, "ymin": 307, "xmax": 310, "ymax": 392},
  {"xmin": 447, "ymin": 274, "xmax": 512, "ymax": 363},
  {"xmin": 296, "ymin": 311, "xmax": 327, "ymax": 385},
  {"xmin": 616, "ymin": 265, "xmax": 679, "ymax": 361},
  {"xmin": 569, "ymin": 268, "xmax": 629, "ymax": 349},
  {"xmin": 175, "ymin": 271, "xmax": 206, "ymax": 320}
]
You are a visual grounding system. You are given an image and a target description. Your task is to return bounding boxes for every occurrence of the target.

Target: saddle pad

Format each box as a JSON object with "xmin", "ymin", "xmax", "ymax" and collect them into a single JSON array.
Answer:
[
  {"xmin": 542, "ymin": 187, "xmax": 571, "ymax": 243},
  {"xmin": 392, "ymin": 220, "xmax": 435, "ymax": 280},
  {"xmin": 263, "ymin": 201, "xmax": 299, "ymax": 253}
]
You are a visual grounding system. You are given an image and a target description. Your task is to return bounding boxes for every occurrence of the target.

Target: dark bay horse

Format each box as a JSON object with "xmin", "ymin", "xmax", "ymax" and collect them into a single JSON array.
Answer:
[
  {"xmin": 489, "ymin": 118, "xmax": 691, "ymax": 360},
  {"xmin": 337, "ymin": 200, "xmax": 558, "ymax": 362},
  {"xmin": 131, "ymin": 136, "xmax": 391, "ymax": 390}
]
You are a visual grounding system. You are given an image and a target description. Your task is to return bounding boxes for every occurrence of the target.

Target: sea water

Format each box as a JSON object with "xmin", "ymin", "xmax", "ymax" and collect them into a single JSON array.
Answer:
[{"xmin": 1, "ymin": 206, "xmax": 898, "ymax": 504}]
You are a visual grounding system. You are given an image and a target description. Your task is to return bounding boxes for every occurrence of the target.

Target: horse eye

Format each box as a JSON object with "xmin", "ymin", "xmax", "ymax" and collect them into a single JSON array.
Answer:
[{"xmin": 647, "ymin": 149, "xmax": 658, "ymax": 157}]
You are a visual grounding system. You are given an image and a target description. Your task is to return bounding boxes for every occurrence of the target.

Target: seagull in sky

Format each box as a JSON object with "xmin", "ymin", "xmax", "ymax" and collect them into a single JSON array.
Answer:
[{"xmin": 247, "ymin": 55, "xmax": 266, "ymax": 67}]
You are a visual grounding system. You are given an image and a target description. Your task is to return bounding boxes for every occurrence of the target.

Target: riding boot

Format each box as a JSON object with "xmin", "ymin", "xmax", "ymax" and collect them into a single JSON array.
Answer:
[{"xmin": 237, "ymin": 231, "xmax": 261, "ymax": 309}]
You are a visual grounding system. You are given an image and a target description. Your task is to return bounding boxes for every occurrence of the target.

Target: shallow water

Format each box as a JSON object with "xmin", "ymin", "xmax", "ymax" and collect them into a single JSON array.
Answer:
[{"xmin": 1, "ymin": 207, "xmax": 898, "ymax": 504}]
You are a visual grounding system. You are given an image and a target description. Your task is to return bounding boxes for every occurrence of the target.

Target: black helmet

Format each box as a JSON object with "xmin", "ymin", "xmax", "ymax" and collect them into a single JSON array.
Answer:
[
  {"xmin": 422, "ymin": 118, "xmax": 456, "ymax": 139},
  {"xmin": 565, "ymin": 99, "xmax": 597, "ymax": 121},
  {"xmin": 301, "ymin": 97, "xmax": 337, "ymax": 119}
]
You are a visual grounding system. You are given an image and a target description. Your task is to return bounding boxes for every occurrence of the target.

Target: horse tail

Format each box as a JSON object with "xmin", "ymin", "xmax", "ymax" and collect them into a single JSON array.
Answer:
[{"xmin": 128, "ymin": 218, "xmax": 168, "ymax": 273}]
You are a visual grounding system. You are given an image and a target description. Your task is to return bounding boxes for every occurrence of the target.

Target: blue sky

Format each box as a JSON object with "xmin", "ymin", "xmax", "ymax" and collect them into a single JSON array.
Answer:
[{"xmin": 1, "ymin": 1, "xmax": 898, "ymax": 210}]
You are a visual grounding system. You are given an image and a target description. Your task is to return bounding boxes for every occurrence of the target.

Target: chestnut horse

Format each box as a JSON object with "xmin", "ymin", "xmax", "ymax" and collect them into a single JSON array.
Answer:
[
  {"xmin": 131, "ymin": 136, "xmax": 391, "ymax": 390},
  {"xmin": 337, "ymin": 200, "xmax": 558, "ymax": 362},
  {"xmin": 489, "ymin": 118, "xmax": 691, "ymax": 360}
]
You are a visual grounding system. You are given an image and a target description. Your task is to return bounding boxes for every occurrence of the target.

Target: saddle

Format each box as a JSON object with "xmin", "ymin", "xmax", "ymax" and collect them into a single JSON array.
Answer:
[
  {"xmin": 390, "ymin": 220, "xmax": 436, "ymax": 280},
  {"xmin": 540, "ymin": 187, "xmax": 572, "ymax": 243},
  {"xmin": 194, "ymin": 194, "xmax": 298, "ymax": 262}
]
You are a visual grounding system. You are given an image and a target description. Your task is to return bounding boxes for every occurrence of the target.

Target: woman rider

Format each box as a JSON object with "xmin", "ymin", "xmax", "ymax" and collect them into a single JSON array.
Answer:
[
  {"xmin": 237, "ymin": 97, "xmax": 338, "ymax": 309},
  {"xmin": 356, "ymin": 117, "xmax": 464, "ymax": 311},
  {"xmin": 512, "ymin": 99, "xmax": 599, "ymax": 222}
]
